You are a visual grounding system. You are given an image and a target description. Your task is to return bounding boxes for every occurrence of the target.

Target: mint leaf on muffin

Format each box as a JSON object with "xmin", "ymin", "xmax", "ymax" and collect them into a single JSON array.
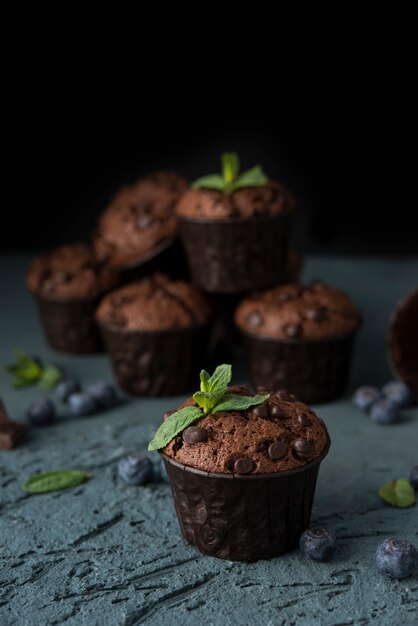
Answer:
[
  {"xmin": 192, "ymin": 153, "xmax": 268, "ymax": 194},
  {"xmin": 379, "ymin": 479, "xmax": 416, "ymax": 508},
  {"xmin": 148, "ymin": 364, "xmax": 269, "ymax": 450}
]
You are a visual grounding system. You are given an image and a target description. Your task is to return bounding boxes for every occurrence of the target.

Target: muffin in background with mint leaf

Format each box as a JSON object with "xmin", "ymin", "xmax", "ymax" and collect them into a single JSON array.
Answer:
[
  {"xmin": 176, "ymin": 153, "xmax": 295, "ymax": 294},
  {"xmin": 96, "ymin": 273, "xmax": 213, "ymax": 396},
  {"xmin": 149, "ymin": 364, "xmax": 330, "ymax": 561},
  {"xmin": 26, "ymin": 243, "xmax": 119, "ymax": 354},
  {"xmin": 93, "ymin": 171, "xmax": 188, "ymax": 281}
]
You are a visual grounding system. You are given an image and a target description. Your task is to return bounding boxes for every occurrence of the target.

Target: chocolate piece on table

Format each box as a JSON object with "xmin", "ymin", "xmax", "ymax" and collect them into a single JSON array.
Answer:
[{"xmin": 0, "ymin": 422, "xmax": 29, "ymax": 450}]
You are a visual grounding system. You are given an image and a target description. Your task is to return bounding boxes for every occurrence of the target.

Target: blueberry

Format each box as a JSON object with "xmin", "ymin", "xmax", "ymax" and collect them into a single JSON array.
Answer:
[
  {"xmin": 55, "ymin": 379, "xmax": 81, "ymax": 403},
  {"xmin": 26, "ymin": 398, "xmax": 56, "ymax": 426},
  {"xmin": 382, "ymin": 381, "xmax": 414, "ymax": 408},
  {"xmin": 299, "ymin": 528, "xmax": 337, "ymax": 561},
  {"xmin": 376, "ymin": 537, "xmax": 418, "ymax": 579},
  {"xmin": 352, "ymin": 386, "xmax": 381, "ymax": 412},
  {"xmin": 369, "ymin": 398, "xmax": 399, "ymax": 425},
  {"xmin": 409, "ymin": 466, "xmax": 418, "ymax": 490},
  {"xmin": 68, "ymin": 392, "xmax": 97, "ymax": 416},
  {"xmin": 87, "ymin": 382, "xmax": 117, "ymax": 409},
  {"xmin": 118, "ymin": 456, "xmax": 154, "ymax": 486}
]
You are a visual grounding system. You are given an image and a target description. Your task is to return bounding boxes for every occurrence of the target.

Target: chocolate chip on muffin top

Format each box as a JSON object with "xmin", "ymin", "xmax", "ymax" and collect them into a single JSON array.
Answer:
[
  {"xmin": 163, "ymin": 384, "xmax": 328, "ymax": 474},
  {"xmin": 26, "ymin": 243, "xmax": 118, "ymax": 300},
  {"xmin": 96, "ymin": 273, "xmax": 212, "ymax": 331},
  {"xmin": 176, "ymin": 180, "xmax": 295, "ymax": 220},
  {"xmin": 235, "ymin": 281, "xmax": 360, "ymax": 340},
  {"xmin": 93, "ymin": 171, "xmax": 188, "ymax": 268}
]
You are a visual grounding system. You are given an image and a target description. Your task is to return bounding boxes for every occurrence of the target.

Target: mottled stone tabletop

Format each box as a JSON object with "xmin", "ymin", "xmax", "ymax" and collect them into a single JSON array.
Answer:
[{"xmin": 1, "ymin": 255, "xmax": 417, "ymax": 626}]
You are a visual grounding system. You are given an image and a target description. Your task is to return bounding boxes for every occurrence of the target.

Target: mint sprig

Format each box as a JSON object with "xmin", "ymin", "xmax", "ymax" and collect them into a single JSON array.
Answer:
[
  {"xmin": 4, "ymin": 350, "xmax": 63, "ymax": 390},
  {"xmin": 192, "ymin": 153, "xmax": 268, "ymax": 194},
  {"xmin": 148, "ymin": 364, "xmax": 269, "ymax": 451},
  {"xmin": 23, "ymin": 469, "xmax": 90, "ymax": 494}
]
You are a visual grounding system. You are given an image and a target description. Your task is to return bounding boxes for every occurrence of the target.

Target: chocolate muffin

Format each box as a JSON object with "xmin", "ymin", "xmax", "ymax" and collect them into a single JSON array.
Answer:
[
  {"xmin": 160, "ymin": 384, "xmax": 330, "ymax": 560},
  {"xmin": 96, "ymin": 274, "xmax": 213, "ymax": 396},
  {"xmin": 176, "ymin": 155, "xmax": 295, "ymax": 293},
  {"xmin": 235, "ymin": 281, "xmax": 361, "ymax": 403},
  {"xmin": 26, "ymin": 243, "xmax": 118, "ymax": 354},
  {"xmin": 93, "ymin": 171, "xmax": 188, "ymax": 278},
  {"xmin": 386, "ymin": 288, "xmax": 418, "ymax": 401}
]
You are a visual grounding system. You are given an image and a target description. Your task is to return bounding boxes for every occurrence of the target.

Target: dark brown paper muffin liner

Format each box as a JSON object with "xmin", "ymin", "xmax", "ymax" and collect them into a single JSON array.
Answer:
[
  {"xmin": 240, "ymin": 330, "xmax": 357, "ymax": 404},
  {"xmin": 178, "ymin": 214, "xmax": 291, "ymax": 294},
  {"xmin": 386, "ymin": 288, "xmax": 418, "ymax": 401},
  {"xmin": 112, "ymin": 237, "xmax": 189, "ymax": 284},
  {"xmin": 98, "ymin": 324, "xmax": 211, "ymax": 396},
  {"xmin": 35, "ymin": 296, "xmax": 103, "ymax": 354},
  {"xmin": 160, "ymin": 436, "xmax": 330, "ymax": 561}
]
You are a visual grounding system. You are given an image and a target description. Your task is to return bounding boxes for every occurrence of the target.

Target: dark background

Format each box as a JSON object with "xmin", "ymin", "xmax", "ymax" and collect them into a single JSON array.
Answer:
[{"xmin": 2, "ymin": 15, "xmax": 416, "ymax": 257}]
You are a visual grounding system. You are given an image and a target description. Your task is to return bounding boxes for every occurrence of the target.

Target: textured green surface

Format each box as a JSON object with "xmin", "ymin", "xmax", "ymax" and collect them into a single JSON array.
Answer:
[{"xmin": 0, "ymin": 254, "xmax": 417, "ymax": 625}]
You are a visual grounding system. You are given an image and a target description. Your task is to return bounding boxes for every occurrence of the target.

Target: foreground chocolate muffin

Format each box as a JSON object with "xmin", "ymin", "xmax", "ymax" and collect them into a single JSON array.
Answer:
[
  {"xmin": 176, "ymin": 153, "xmax": 295, "ymax": 293},
  {"xmin": 26, "ymin": 243, "xmax": 118, "ymax": 353},
  {"xmin": 96, "ymin": 274, "xmax": 213, "ymax": 396},
  {"xmin": 235, "ymin": 281, "xmax": 361, "ymax": 403},
  {"xmin": 150, "ymin": 365, "xmax": 330, "ymax": 561},
  {"xmin": 93, "ymin": 172, "xmax": 188, "ymax": 277}
]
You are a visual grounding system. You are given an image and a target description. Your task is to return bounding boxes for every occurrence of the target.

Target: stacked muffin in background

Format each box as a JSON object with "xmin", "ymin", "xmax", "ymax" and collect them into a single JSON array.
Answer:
[{"xmin": 27, "ymin": 154, "xmax": 360, "ymax": 401}]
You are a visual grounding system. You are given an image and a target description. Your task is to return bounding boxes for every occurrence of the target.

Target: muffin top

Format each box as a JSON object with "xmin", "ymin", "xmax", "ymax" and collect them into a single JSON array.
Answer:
[
  {"xmin": 176, "ymin": 179, "xmax": 295, "ymax": 220},
  {"xmin": 235, "ymin": 281, "xmax": 360, "ymax": 340},
  {"xmin": 93, "ymin": 171, "xmax": 188, "ymax": 268},
  {"xmin": 26, "ymin": 243, "xmax": 119, "ymax": 300},
  {"xmin": 96, "ymin": 273, "xmax": 212, "ymax": 331},
  {"xmin": 163, "ymin": 384, "xmax": 329, "ymax": 475}
]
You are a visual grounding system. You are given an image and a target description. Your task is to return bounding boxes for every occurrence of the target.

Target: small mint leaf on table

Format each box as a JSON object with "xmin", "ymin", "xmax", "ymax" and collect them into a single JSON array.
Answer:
[
  {"xmin": 148, "ymin": 406, "xmax": 203, "ymax": 451},
  {"xmin": 4, "ymin": 350, "xmax": 43, "ymax": 388},
  {"xmin": 378, "ymin": 479, "xmax": 416, "ymax": 507},
  {"xmin": 23, "ymin": 470, "xmax": 90, "ymax": 494},
  {"xmin": 212, "ymin": 393, "xmax": 270, "ymax": 413},
  {"xmin": 38, "ymin": 364, "xmax": 63, "ymax": 390}
]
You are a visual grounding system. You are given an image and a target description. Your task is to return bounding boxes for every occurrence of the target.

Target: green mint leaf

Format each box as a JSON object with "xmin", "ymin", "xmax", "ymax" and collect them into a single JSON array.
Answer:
[
  {"xmin": 148, "ymin": 406, "xmax": 203, "ymax": 451},
  {"xmin": 38, "ymin": 364, "xmax": 63, "ymax": 390},
  {"xmin": 378, "ymin": 479, "xmax": 416, "ymax": 508},
  {"xmin": 200, "ymin": 370, "xmax": 211, "ymax": 392},
  {"xmin": 193, "ymin": 390, "xmax": 223, "ymax": 413},
  {"xmin": 221, "ymin": 152, "xmax": 240, "ymax": 190},
  {"xmin": 23, "ymin": 470, "xmax": 90, "ymax": 494},
  {"xmin": 206, "ymin": 364, "xmax": 232, "ymax": 396},
  {"xmin": 4, "ymin": 350, "xmax": 43, "ymax": 388},
  {"xmin": 191, "ymin": 174, "xmax": 225, "ymax": 191},
  {"xmin": 212, "ymin": 393, "xmax": 270, "ymax": 414},
  {"xmin": 231, "ymin": 165, "xmax": 268, "ymax": 191}
]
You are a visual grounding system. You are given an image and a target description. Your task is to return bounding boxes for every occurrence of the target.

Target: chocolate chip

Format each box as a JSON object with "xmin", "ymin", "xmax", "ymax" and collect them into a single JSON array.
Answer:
[
  {"xmin": 253, "ymin": 404, "xmax": 270, "ymax": 419},
  {"xmin": 270, "ymin": 405, "xmax": 287, "ymax": 418},
  {"xmin": 246, "ymin": 311, "xmax": 262, "ymax": 328},
  {"xmin": 293, "ymin": 438, "xmax": 314, "ymax": 459},
  {"xmin": 172, "ymin": 436, "xmax": 183, "ymax": 453},
  {"xmin": 183, "ymin": 426, "xmax": 208, "ymax": 445},
  {"xmin": 256, "ymin": 438, "xmax": 274, "ymax": 453},
  {"xmin": 268, "ymin": 441, "xmax": 287, "ymax": 460},
  {"xmin": 297, "ymin": 413, "xmax": 310, "ymax": 427},
  {"xmin": 306, "ymin": 307, "xmax": 327, "ymax": 322},
  {"xmin": 234, "ymin": 457, "xmax": 254, "ymax": 475},
  {"xmin": 276, "ymin": 389, "xmax": 293, "ymax": 401},
  {"xmin": 137, "ymin": 214, "xmax": 153, "ymax": 229},
  {"xmin": 0, "ymin": 422, "xmax": 28, "ymax": 450},
  {"xmin": 163, "ymin": 410, "xmax": 175, "ymax": 422},
  {"xmin": 284, "ymin": 323, "xmax": 302, "ymax": 338}
]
